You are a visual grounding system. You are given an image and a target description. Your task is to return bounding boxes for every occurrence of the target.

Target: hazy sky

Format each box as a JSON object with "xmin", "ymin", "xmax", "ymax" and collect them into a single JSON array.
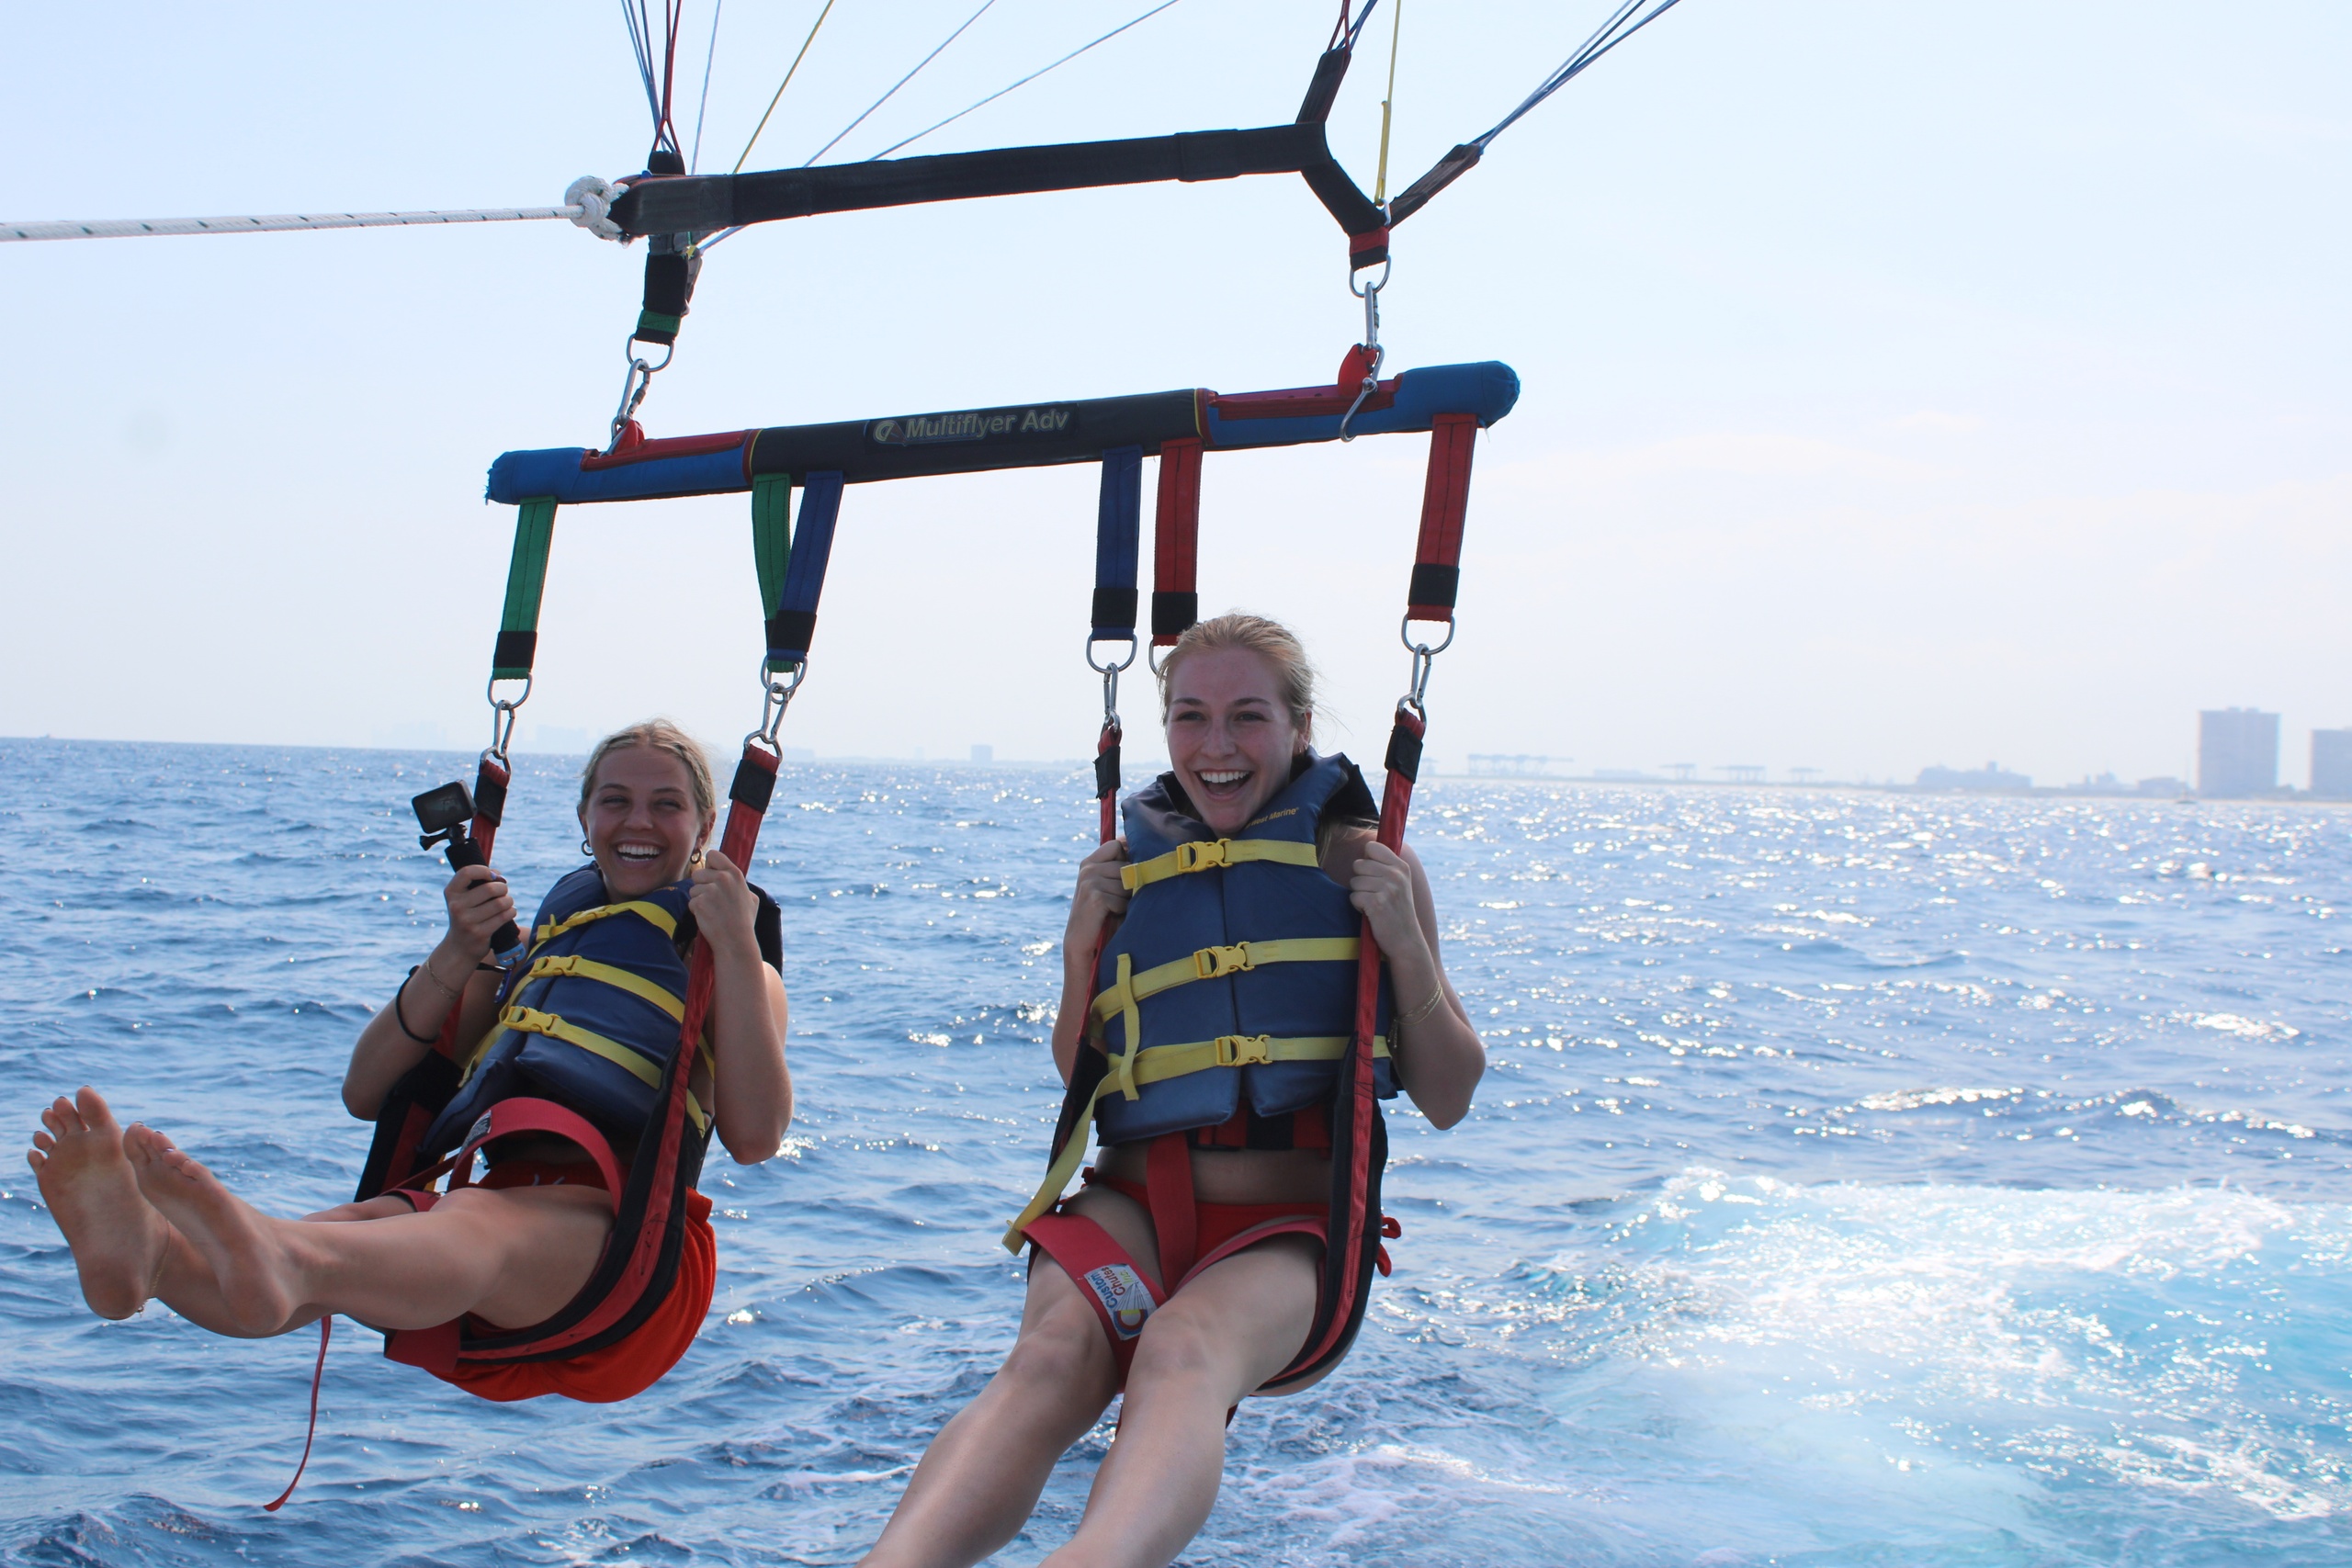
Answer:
[{"xmin": 5, "ymin": 1, "xmax": 2346, "ymax": 784}]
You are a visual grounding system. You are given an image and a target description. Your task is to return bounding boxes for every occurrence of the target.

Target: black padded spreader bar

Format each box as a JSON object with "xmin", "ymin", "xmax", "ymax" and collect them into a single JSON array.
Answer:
[
  {"xmin": 743, "ymin": 389, "xmax": 1205, "ymax": 486},
  {"xmin": 609, "ymin": 122, "xmax": 1384, "ymax": 245}
]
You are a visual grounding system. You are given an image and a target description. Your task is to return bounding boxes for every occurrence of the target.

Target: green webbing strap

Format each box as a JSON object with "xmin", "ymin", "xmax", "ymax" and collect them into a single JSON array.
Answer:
[
  {"xmin": 752, "ymin": 473, "xmax": 793, "ymax": 672},
  {"xmin": 492, "ymin": 497, "xmax": 558, "ymax": 681}
]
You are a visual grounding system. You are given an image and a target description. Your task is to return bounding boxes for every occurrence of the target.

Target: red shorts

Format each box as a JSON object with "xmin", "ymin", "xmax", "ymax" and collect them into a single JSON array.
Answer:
[{"xmin": 426, "ymin": 1159, "xmax": 717, "ymax": 1404}]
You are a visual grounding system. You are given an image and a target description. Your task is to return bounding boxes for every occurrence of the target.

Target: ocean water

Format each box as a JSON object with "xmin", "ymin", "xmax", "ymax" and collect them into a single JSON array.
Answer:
[{"xmin": 3, "ymin": 738, "xmax": 2349, "ymax": 1567}]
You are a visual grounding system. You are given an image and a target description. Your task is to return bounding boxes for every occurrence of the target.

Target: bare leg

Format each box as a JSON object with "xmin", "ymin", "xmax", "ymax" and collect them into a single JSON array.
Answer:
[
  {"xmin": 860, "ymin": 1188, "xmax": 1152, "ymax": 1568},
  {"xmin": 1045, "ymin": 1237, "xmax": 1320, "ymax": 1568},
  {"xmin": 26, "ymin": 1088, "xmax": 169, "ymax": 1319},
  {"xmin": 123, "ymin": 1123, "xmax": 611, "ymax": 1337}
]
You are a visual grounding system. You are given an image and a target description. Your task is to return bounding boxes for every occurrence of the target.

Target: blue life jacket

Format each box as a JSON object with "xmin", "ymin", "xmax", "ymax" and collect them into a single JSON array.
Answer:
[
  {"xmin": 422, "ymin": 866, "xmax": 708, "ymax": 1156},
  {"xmin": 1090, "ymin": 751, "xmax": 1396, "ymax": 1148}
]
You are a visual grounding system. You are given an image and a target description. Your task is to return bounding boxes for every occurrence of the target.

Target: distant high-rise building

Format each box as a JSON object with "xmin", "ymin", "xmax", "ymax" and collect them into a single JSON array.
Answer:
[
  {"xmin": 969, "ymin": 743, "xmax": 994, "ymax": 764},
  {"xmin": 2312, "ymin": 729, "xmax": 2352, "ymax": 798},
  {"xmin": 2199, "ymin": 708, "xmax": 2279, "ymax": 797}
]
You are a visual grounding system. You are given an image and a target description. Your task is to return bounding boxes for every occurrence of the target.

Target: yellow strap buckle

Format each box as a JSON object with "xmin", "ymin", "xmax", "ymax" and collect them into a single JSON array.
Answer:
[
  {"xmin": 1212, "ymin": 1033, "xmax": 1276, "ymax": 1067},
  {"xmin": 532, "ymin": 954, "xmax": 582, "ymax": 977},
  {"xmin": 1173, "ymin": 838, "xmax": 1234, "ymax": 874},
  {"xmin": 1192, "ymin": 941, "xmax": 1258, "ymax": 979}
]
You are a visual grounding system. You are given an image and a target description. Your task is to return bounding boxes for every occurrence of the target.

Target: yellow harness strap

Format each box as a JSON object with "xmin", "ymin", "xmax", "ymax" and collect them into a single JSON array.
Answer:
[
  {"xmin": 523, "ymin": 953, "xmax": 686, "ymax": 1021},
  {"xmin": 999, "ymin": 1033, "xmax": 1392, "ymax": 1252},
  {"xmin": 1120, "ymin": 837, "xmax": 1320, "ymax": 893},
  {"xmin": 531, "ymin": 898, "xmax": 681, "ymax": 948},
  {"xmin": 1087, "ymin": 938, "xmax": 1361, "ymax": 1040},
  {"xmin": 498, "ymin": 1005, "xmax": 712, "ymax": 1134}
]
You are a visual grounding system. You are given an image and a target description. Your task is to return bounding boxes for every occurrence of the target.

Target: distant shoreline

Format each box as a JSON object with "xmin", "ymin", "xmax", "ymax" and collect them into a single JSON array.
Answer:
[{"xmin": 6, "ymin": 736, "xmax": 2343, "ymax": 807}]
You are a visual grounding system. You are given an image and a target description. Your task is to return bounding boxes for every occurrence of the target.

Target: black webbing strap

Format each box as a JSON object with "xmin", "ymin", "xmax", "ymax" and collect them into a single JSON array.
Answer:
[
  {"xmin": 633, "ymin": 149, "xmax": 699, "ymax": 348},
  {"xmin": 636, "ymin": 243, "xmax": 700, "ymax": 346}
]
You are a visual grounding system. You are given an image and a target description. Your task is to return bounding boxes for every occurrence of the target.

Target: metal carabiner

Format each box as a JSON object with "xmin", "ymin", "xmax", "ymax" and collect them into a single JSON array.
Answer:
[
  {"xmin": 1340, "ymin": 258, "xmax": 1393, "ymax": 443},
  {"xmin": 483, "ymin": 673, "xmax": 531, "ymax": 761},
  {"xmin": 1087, "ymin": 632, "xmax": 1138, "ymax": 729},
  {"xmin": 1397, "ymin": 612, "xmax": 1457, "ymax": 716},
  {"xmin": 749, "ymin": 655, "xmax": 807, "ymax": 749},
  {"xmin": 606, "ymin": 330, "xmax": 677, "ymax": 452}
]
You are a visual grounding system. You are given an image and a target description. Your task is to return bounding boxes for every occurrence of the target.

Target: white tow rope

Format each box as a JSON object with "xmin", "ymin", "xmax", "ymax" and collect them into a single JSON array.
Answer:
[{"xmin": 4, "ymin": 179, "xmax": 634, "ymax": 243}]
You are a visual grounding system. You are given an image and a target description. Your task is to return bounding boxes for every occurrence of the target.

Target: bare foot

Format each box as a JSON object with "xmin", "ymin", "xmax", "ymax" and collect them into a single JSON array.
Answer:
[
  {"xmin": 27, "ymin": 1088, "xmax": 169, "ymax": 1319},
  {"xmin": 124, "ymin": 1124, "xmax": 300, "ymax": 1336}
]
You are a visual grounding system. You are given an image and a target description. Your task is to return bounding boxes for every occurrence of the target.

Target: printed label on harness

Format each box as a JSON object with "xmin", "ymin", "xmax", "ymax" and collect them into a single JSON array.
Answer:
[
  {"xmin": 867, "ymin": 406, "xmax": 1075, "ymax": 446},
  {"xmin": 1080, "ymin": 1262, "xmax": 1155, "ymax": 1340}
]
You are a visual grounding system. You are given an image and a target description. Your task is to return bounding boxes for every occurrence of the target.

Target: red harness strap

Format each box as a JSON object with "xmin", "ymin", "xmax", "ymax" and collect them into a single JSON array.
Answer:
[
  {"xmin": 1150, "ymin": 437, "xmax": 1203, "ymax": 650},
  {"xmin": 1266, "ymin": 405, "xmax": 1477, "ymax": 1393},
  {"xmin": 1408, "ymin": 412, "xmax": 1476, "ymax": 624}
]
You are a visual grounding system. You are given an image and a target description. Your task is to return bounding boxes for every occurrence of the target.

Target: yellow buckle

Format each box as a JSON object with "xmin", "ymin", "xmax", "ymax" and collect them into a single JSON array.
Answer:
[
  {"xmin": 1212, "ymin": 1033, "xmax": 1275, "ymax": 1067},
  {"xmin": 1173, "ymin": 838, "xmax": 1234, "ymax": 874},
  {"xmin": 1192, "ymin": 942, "xmax": 1257, "ymax": 979},
  {"xmin": 533, "ymin": 953, "xmax": 581, "ymax": 976}
]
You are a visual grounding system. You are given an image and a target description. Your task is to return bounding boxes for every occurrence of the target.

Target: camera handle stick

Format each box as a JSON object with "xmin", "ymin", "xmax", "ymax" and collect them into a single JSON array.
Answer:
[{"xmin": 437, "ymin": 834, "xmax": 525, "ymax": 963}]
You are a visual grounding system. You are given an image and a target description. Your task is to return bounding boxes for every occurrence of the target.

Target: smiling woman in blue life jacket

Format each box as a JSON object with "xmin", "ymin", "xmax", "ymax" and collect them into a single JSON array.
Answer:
[
  {"xmin": 862, "ymin": 615, "xmax": 1486, "ymax": 1568},
  {"xmin": 27, "ymin": 720, "xmax": 790, "ymax": 1404}
]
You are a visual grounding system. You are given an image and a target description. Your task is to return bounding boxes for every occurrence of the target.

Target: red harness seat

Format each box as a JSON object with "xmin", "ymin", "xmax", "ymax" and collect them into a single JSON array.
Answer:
[{"xmin": 398, "ymin": 1159, "xmax": 718, "ymax": 1404}]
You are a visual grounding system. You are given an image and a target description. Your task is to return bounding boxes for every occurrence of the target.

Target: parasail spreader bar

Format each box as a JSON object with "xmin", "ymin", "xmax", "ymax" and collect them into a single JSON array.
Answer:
[{"xmin": 484, "ymin": 361, "xmax": 1519, "ymax": 507}]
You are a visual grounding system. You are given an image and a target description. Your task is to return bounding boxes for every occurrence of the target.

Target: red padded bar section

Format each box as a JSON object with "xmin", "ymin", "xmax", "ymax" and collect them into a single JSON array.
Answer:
[
  {"xmin": 581, "ymin": 429, "xmax": 752, "ymax": 471},
  {"xmin": 1210, "ymin": 378, "xmax": 1398, "ymax": 422}
]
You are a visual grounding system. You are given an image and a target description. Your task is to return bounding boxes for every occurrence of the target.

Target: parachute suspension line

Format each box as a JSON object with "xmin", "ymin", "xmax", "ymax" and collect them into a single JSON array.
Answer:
[
  {"xmin": 690, "ymin": 0, "xmax": 725, "ymax": 173},
  {"xmin": 1474, "ymin": 0, "xmax": 1683, "ymax": 152},
  {"xmin": 733, "ymin": 0, "xmax": 839, "ymax": 175},
  {"xmin": 622, "ymin": 0, "xmax": 688, "ymax": 161},
  {"xmin": 868, "ymin": 0, "xmax": 1189, "ymax": 164},
  {"xmin": 1373, "ymin": 0, "xmax": 1403, "ymax": 204},
  {"xmin": 1328, "ymin": 0, "xmax": 1382, "ymax": 54},
  {"xmin": 804, "ymin": 0, "xmax": 998, "ymax": 166}
]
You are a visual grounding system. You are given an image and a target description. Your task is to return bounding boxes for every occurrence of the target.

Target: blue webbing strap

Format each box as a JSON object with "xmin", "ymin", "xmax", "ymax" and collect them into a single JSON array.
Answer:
[
  {"xmin": 1091, "ymin": 446, "xmax": 1142, "ymax": 645},
  {"xmin": 766, "ymin": 470, "xmax": 843, "ymax": 670}
]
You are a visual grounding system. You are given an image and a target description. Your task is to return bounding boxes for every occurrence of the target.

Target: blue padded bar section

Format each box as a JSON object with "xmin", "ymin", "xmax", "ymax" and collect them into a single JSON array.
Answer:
[
  {"xmin": 1091, "ymin": 446, "xmax": 1143, "ymax": 641},
  {"xmin": 1202, "ymin": 361, "xmax": 1521, "ymax": 451},
  {"xmin": 486, "ymin": 446, "xmax": 749, "ymax": 506}
]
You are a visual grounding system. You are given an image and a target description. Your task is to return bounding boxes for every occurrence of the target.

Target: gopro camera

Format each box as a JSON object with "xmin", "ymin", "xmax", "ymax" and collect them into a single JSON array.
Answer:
[{"xmin": 411, "ymin": 781, "xmax": 523, "ymax": 963}]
